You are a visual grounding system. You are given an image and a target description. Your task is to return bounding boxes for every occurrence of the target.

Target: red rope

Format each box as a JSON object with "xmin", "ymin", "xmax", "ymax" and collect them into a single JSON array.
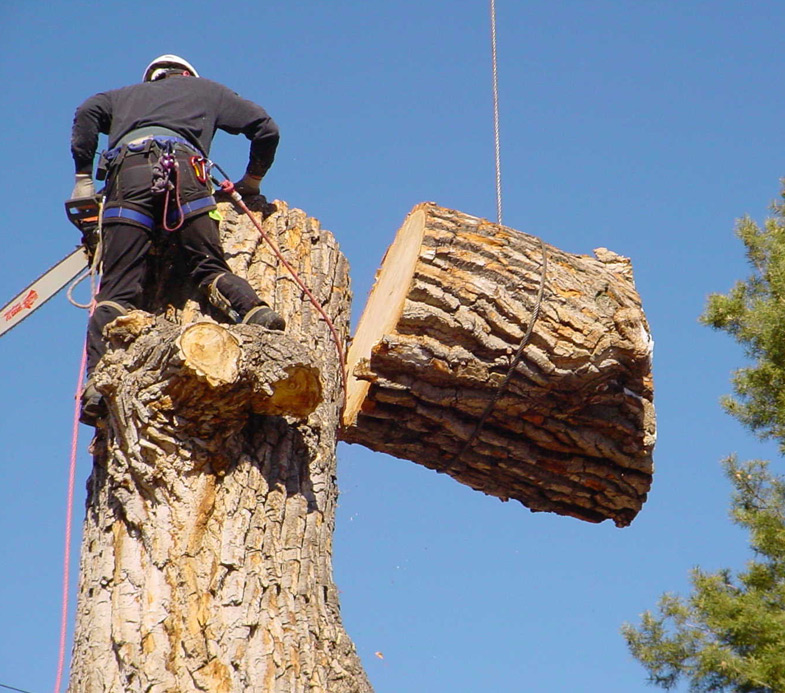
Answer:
[
  {"xmin": 54, "ymin": 339, "xmax": 87, "ymax": 692},
  {"xmin": 224, "ymin": 183, "xmax": 348, "ymax": 405}
]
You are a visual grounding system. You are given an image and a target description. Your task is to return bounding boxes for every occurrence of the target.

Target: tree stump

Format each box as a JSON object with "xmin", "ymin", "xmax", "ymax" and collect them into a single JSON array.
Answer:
[
  {"xmin": 68, "ymin": 199, "xmax": 371, "ymax": 692},
  {"xmin": 341, "ymin": 203, "xmax": 655, "ymax": 527}
]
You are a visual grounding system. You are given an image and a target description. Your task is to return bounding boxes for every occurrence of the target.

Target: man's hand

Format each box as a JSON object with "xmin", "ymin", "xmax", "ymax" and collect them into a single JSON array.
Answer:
[
  {"xmin": 71, "ymin": 173, "xmax": 95, "ymax": 199},
  {"xmin": 234, "ymin": 173, "xmax": 262, "ymax": 197}
]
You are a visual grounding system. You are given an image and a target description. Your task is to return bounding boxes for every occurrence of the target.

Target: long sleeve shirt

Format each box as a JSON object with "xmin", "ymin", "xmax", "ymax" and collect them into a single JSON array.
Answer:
[{"xmin": 71, "ymin": 75, "xmax": 279, "ymax": 178}]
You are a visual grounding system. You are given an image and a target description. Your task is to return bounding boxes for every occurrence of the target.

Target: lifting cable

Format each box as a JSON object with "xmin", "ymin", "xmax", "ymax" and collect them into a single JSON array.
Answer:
[
  {"xmin": 490, "ymin": 0, "xmax": 503, "ymax": 225},
  {"xmin": 453, "ymin": 1, "xmax": 548, "ymax": 469}
]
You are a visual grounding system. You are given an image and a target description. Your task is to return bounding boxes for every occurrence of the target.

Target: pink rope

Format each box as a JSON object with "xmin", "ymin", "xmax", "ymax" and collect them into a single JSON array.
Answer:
[
  {"xmin": 56, "ymin": 268, "xmax": 97, "ymax": 692},
  {"xmin": 54, "ymin": 338, "xmax": 88, "ymax": 693}
]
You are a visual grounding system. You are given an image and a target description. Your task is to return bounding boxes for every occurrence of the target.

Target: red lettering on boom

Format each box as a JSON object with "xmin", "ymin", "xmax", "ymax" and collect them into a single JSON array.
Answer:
[{"xmin": 3, "ymin": 289, "xmax": 39, "ymax": 322}]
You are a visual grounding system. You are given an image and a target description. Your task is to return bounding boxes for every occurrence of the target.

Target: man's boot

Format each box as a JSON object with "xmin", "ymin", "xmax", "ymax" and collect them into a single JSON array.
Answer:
[
  {"xmin": 207, "ymin": 273, "xmax": 285, "ymax": 330},
  {"xmin": 81, "ymin": 300, "xmax": 129, "ymax": 426},
  {"xmin": 80, "ymin": 377, "xmax": 106, "ymax": 426}
]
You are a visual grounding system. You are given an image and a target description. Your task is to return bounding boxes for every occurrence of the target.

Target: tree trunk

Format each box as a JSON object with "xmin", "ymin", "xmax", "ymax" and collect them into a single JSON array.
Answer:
[
  {"xmin": 68, "ymin": 199, "xmax": 371, "ymax": 692},
  {"xmin": 340, "ymin": 203, "xmax": 654, "ymax": 528}
]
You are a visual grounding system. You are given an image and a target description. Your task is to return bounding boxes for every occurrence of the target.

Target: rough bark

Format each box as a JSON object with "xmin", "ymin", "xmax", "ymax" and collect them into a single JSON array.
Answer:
[
  {"xmin": 341, "ymin": 202, "xmax": 655, "ymax": 527},
  {"xmin": 68, "ymin": 199, "xmax": 371, "ymax": 692}
]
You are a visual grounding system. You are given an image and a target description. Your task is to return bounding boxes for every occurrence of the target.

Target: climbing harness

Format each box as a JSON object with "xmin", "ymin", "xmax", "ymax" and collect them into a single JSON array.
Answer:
[
  {"xmin": 98, "ymin": 133, "xmax": 210, "ymax": 233},
  {"xmin": 209, "ymin": 161, "xmax": 349, "ymax": 405}
]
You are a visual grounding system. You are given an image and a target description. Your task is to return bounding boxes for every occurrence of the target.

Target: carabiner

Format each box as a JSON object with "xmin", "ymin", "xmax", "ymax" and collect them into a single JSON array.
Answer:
[{"xmin": 190, "ymin": 155, "xmax": 207, "ymax": 184}]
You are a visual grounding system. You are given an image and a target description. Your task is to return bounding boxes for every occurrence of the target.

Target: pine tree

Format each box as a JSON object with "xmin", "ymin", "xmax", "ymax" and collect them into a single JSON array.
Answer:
[{"xmin": 622, "ymin": 188, "xmax": 785, "ymax": 692}]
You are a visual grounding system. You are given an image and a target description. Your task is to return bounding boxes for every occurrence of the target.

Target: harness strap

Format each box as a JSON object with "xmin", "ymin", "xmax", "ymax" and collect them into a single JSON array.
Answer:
[
  {"xmin": 104, "ymin": 196, "xmax": 215, "ymax": 231},
  {"xmin": 170, "ymin": 195, "xmax": 215, "ymax": 221},
  {"xmin": 117, "ymin": 126, "xmax": 186, "ymax": 147},
  {"xmin": 99, "ymin": 136, "xmax": 201, "ymax": 174},
  {"xmin": 102, "ymin": 206, "xmax": 155, "ymax": 229}
]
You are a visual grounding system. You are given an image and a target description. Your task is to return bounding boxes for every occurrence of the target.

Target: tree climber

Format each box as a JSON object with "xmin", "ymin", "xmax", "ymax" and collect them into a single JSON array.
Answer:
[{"xmin": 69, "ymin": 54, "xmax": 284, "ymax": 425}]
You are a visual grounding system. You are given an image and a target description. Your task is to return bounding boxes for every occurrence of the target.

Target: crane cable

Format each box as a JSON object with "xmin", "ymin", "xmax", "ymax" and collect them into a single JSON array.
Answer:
[
  {"xmin": 453, "ymin": 1, "xmax": 548, "ymax": 470},
  {"xmin": 490, "ymin": 0, "xmax": 503, "ymax": 225}
]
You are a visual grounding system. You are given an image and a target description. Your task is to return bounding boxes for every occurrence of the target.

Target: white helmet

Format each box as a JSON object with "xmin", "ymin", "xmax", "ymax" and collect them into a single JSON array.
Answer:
[{"xmin": 143, "ymin": 54, "xmax": 200, "ymax": 82}]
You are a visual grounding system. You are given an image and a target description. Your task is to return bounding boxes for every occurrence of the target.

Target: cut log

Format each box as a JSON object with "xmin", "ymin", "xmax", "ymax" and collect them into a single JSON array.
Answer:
[
  {"xmin": 97, "ymin": 313, "xmax": 323, "ymax": 432},
  {"xmin": 340, "ymin": 202, "xmax": 655, "ymax": 527}
]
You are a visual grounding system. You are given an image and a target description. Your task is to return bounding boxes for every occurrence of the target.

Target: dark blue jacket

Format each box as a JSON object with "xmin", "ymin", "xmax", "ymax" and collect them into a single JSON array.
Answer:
[{"xmin": 71, "ymin": 75, "xmax": 279, "ymax": 178}]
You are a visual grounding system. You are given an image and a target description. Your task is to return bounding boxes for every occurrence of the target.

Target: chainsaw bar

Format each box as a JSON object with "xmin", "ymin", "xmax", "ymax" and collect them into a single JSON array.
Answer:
[
  {"xmin": 0, "ymin": 247, "xmax": 89, "ymax": 339},
  {"xmin": 0, "ymin": 196, "xmax": 102, "ymax": 340}
]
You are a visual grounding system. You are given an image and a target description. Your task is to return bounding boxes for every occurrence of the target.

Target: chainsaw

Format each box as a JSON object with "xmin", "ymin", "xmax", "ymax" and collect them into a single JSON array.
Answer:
[{"xmin": 0, "ymin": 196, "xmax": 101, "ymax": 339}]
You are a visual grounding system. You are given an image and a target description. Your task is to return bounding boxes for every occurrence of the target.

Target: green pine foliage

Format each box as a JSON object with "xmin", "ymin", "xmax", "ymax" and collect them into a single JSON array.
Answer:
[
  {"xmin": 623, "ymin": 458, "xmax": 785, "ymax": 692},
  {"xmin": 623, "ymin": 189, "xmax": 785, "ymax": 692},
  {"xmin": 702, "ymin": 200, "xmax": 785, "ymax": 446}
]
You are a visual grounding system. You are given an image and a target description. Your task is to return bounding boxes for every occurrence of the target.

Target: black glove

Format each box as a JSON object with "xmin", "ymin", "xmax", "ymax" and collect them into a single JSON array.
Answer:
[{"xmin": 234, "ymin": 173, "xmax": 262, "ymax": 197}]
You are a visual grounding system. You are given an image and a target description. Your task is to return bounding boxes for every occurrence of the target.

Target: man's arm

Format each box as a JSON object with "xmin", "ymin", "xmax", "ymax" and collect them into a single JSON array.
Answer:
[
  {"xmin": 70, "ymin": 92, "xmax": 113, "ymax": 175},
  {"xmin": 215, "ymin": 86, "xmax": 280, "ymax": 187}
]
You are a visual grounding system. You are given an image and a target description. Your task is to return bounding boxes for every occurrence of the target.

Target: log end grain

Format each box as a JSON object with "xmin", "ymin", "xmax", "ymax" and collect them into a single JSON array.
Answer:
[
  {"xmin": 344, "ymin": 206, "xmax": 428, "ymax": 426},
  {"xmin": 252, "ymin": 365, "xmax": 322, "ymax": 418},
  {"xmin": 178, "ymin": 322, "xmax": 241, "ymax": 386}
]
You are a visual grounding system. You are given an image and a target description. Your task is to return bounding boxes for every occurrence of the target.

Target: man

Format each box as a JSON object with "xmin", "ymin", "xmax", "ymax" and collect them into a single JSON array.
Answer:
[{"xmin": 70, "ymin": 54, "xmax": 284, "ymax": 425}]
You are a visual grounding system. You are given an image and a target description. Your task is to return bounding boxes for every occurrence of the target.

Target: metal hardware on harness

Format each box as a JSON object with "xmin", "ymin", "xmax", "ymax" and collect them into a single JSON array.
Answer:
[
  {"xmin": 151, "ymin": 142, "xmax": 177, "ymax": 195},
  {"xmin": 190, "ymin": 155, "xmax": 208, "ymax": 184},
  {"xmin": 151, "ymin": 141, "xmax": 185, "ymax": 231}
]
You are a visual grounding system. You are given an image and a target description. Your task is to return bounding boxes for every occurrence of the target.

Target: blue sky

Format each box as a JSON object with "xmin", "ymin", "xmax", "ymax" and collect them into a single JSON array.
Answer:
[{"xmin": 2, "ymin": 1, "xmax": 785, "ymax": 691}]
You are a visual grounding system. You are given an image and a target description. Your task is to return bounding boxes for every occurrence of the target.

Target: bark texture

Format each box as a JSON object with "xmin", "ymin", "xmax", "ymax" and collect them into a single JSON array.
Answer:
[
  {"xmin": 68, "ymin": 199, "xmax": 371, "ymax": 692},
  {"xmin": 341, "ymin": 202, "xmax": 655, "ymax": 527}
]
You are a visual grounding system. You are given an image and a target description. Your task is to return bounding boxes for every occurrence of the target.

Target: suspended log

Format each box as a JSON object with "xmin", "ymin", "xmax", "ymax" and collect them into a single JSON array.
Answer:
[{"xmin": 340, "ymin": 202, "xmax": 655, "ymax": 527}]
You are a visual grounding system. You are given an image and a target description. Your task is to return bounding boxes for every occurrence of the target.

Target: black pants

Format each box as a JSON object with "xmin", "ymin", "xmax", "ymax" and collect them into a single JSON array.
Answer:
[{"xmin": 86, "ymin": 146, "xmax": 263, "ymax": 374}]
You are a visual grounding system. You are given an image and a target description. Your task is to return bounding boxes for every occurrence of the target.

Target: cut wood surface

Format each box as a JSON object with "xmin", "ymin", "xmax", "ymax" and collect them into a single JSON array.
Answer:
[{"xmin": 341, "ymin": 202, "xmax": 655, "ymax": 527}]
